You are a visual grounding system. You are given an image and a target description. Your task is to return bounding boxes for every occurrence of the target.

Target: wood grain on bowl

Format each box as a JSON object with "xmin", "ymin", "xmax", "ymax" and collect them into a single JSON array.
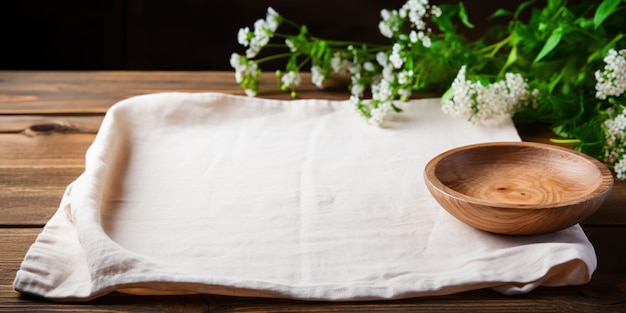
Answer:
[{"xmin": 423, "ymin": 142, "xmax": 614, "ymax": 235}]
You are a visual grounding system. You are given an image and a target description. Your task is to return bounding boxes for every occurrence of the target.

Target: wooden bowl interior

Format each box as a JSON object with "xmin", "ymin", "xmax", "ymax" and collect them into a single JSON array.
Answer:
[{"xmin": 434, "ymin": 144, "xmax": 604, "ymax": 208}]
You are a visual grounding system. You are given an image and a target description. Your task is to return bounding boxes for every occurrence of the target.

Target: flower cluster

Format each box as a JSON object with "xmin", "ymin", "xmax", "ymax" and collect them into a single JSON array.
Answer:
[
  {"xmin": 237, "ymin": 8, "xmax": 281, "ymax": 58},
  {"xmin": 441, "ymin": 66, "xmax": 538, "ymax": 124},
  {"xmin": 595, "ymin": 49, "xmax": 626, "ymax": 100},
  {"xmin": 230, "ymin": 1, "xmax": 444, "ymax": 126},
  {"xmin": 230, "ymin": 7, "xmax": 283, "ymax": 97},
  {"xmin": 378, "ymin": 0, "xmax": 441, "ymax": 48},
  {"xmin": 229, "ymin": 0, "xmax": 626, "ymax": 179},
  {"xmin": 352, "ymin": 1, "xmax": 443, "ymax": 126},
  {"xmin": 602, "ymin": 107, "xmax": 626, "ymax": 179},
  {"xmin": 597, "ymin": 49, "xmax": 626, "ymax": 179}
]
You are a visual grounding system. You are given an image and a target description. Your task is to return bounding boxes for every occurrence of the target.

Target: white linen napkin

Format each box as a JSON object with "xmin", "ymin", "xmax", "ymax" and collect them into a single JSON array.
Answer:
[{"xmin": 14, "ymin": 92, "xmax": 596, "ymax": 301}]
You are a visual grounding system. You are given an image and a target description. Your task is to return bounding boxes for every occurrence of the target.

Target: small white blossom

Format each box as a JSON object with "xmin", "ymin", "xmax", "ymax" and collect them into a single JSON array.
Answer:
[
  {"xmin": 397, "ymin": 70, "xmax": 413, "ymax": 84},
  {"xmin": 376, "ymin": 52, "xmax": 388, "ymax": 67},
  {"xmin": 230, "ymin": 53, "xmax": 260, "ymax": 96},
  {"xmin": 243, "ymin": 15, "xmax": 280, "ymax": 58},
  {"xmin": 331, "ymin": 52, "xmax": 352, "ymax": 73},
  {"xmin": 285, "ymin": 38, "xmax": 297, "ymax": 52},
  {"xmin": 281, "ymin": 71, "xmax": 302, "ymax": 88},
  {"xmin": 378, "ymin": 9, "xmax": 401, "ymax": 38},
  {"xmin": 266, "ymin": 7, "xmax": 281, "ymax": 32},
  {"xmin": 372, "ymin": 79, "xmax": 394, "ymax": 102},
  {"xmin": 244, "ymin": 88, "xmax": 257, "ymax": 97},
  {"xmin": 615, "ymin": 158, "xmax": 626, "ymax": 180},
  {"xmin": 230, "ymin": 53, "xmax": 259, "ymax": 84},
  {"xmin": 389, "ymin": 43, "xmax": 404, "ymax": 69},
  {"xmin": 311, "ymin": 65, "xmax": 325, "ymax": 88},
  {"xmin": 431, "ymin": 5, "xmax": 442, "ymax": 17},
  {"xmin": 237, "ymin": 27, "xmax": 251, "ymax": 46},
  {"xmin": 595, "ymin": 49, "xmax": 626, "ymax": 100},
  {"xmin": 368, "ymin": 102, "xmax": 393, "ymax": 126},
  {"xmin": 409, "ymin": 30, "xmax": 419, "ymax": 43},
  {"xmin": 442, "ymin": 65, "xmax": 536, "ymax": 124}
]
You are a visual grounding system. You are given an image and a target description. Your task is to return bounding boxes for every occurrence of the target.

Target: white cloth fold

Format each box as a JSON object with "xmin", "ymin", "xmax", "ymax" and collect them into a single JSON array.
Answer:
[{"xmin": 14, "ymin": 92, "xmax": 596, "ymax": 301}]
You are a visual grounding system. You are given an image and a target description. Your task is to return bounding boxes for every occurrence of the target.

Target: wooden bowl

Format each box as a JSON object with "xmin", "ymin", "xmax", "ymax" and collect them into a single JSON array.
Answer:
[{"xmin": 423, "ymin": 142, "xmax": 614, "ymax": 235}]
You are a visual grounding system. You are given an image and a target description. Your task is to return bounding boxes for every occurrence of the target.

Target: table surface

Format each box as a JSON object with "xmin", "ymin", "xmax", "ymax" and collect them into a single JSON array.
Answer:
[{"xmin": 1, "ymin": 71, "xmax": 625, "ymax": 312}]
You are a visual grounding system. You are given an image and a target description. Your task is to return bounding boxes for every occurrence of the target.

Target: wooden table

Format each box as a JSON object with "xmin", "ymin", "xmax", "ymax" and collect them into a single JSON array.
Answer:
[{"xmin": 1, "ymin": 71, "xmax": 625, "ymax": 312}]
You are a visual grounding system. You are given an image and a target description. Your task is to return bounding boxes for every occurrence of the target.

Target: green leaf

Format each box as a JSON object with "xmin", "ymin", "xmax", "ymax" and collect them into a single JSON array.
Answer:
[
  {"xmin": 432, "ymin": 4, "xmax": 457, "ymax": 33},
  {"xmin": 514, "ymin": 0, "xmax": 536, "ymax": 19},
  {"xmin": 570, "ymin": 121, "xmax": 606, "ymax": 158},
  {"xmin": 458, "ymin": 2, "xmax": 475, "ymax": 28},
  {"xmin": 441, "ymin": 86, "xmax": 454, "ymax": 103},
  {"xmin": 594, "ymin": 0, "xmax": 622, "ymax": 29},
  {"xmin": 534, "ymin": 26, "xmax": 563, "ymax": 62},
  {"xmin": 488, "ymin": 8, "xmax": 512, "ymax": 20},
  {"xmin": 499, "ymin": 44, "xmax": 518, "ymax": 75}
]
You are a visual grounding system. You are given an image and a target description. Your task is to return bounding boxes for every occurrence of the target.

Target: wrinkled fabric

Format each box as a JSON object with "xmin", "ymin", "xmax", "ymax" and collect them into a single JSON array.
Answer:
[{"xmin": 14, "ymin": 92, "xmax": 596, "ymax": 301}]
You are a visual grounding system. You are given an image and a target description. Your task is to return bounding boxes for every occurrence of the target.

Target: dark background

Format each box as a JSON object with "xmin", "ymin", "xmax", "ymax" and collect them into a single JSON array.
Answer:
[{"xmin": 0, "ymin": 0, "xmax": 532, "ymax": 71}]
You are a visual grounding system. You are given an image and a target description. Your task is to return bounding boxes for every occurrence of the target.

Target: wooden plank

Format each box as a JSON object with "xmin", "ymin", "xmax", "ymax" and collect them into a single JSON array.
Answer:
[
  {"xmin": 0, "ymin": 167, "xmax": 83, "ymax": 226},
  {"xmin": 0, "ymin": 71, "xmax": 353, "ymax": 114},
  {"xmin": 0, "ymin": 115, "xmax": 102, "ymax": 135},
  {"xmin": 0, "ymin": 133, "xmax": 94, "ymax": 167},
  {"xmin": 1, "ymin": 227, "xmax": 624, "ymax": 312}
]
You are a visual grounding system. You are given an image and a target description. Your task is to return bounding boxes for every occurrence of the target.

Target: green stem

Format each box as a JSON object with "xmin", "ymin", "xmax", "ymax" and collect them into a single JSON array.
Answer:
[
  {"xmin": 478, "ymin": 36, "xmax": 512, "ymax": 57},
  {"xmin": 255, "ymin": 52, "xmax": 294, "ymax": 64},
  {"xmin": 549, "ymin": 138, "xmax": 581, "ymax": 144}
]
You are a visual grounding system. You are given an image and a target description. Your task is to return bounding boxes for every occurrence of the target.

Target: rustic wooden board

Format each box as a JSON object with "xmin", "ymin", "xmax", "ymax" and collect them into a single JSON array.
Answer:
[
  {"xmin": 0, "ymin": 167, "xmax": 84, "ymax": 226},
  {"xmin": 0, "ymin": 133, "xmax": 94, "ymax": 167},
  {"xmin": 0, "ymin": 71, "xmax": 352, "ymax": 114},
  {"xmin": 2, "ymin": 227, "xmax": 624, "ymax": 312},
  {"xmin": 0, "ymin": 115, "xmax": 102, "ymax": 135}
]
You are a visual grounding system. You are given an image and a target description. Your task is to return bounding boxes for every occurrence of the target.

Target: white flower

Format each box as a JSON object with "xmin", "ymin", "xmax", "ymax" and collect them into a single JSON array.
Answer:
[
  {"xmin": 230, "ymin": 53, "xmax": 259, "ymax": 89},
  {"xmin": 266, "ymin": 7, "xmax": 281, "ymax": 32},
  {"xmin": 431, "ymin": 5, "xmax": 442, "ymax": 17},
  {"xmin": 372, "ymin": 79, "xmax": 394, "ymax": 102},
  {"xmin": 243, "ymin": 17, "xmax": 280, "ymax": 58},
  {"xmin": 245, "ymin": 88, "xmax": 257, "ymax": 97},
  {"xmin": 378, "ymin": 9, "xmax": 401, "ymax": 38},
  {"xmin": 389, "ymin": 43, "xmax": 404, "ymax": 69},
  {"xmin": 615, "ymin": 158, "xmax": 626, "ymax": 180},
  {"xmin": 281, "ymin": 71, "xmax": 302, "ymax": 88},
  {"xmin": 237, "ymin": 27, "xmax": 251, "ymax": 46},
  {"xmin": 595, "ymin": 49, "xmax": 626, "ymax": 100},
  {"xmin": 376, "ymin": 51, "xmax": 388, "ymax": 67},
  {"xmin": 442, "ymin": 65, "xmax": 535, "ymax": 124},
  {"xmin": 409, "ymin": 30, "xmax": 419, "ymax": 43},
  {"xmin": 285, "ymin": 38, "xmax": 297, "ymax": 52},
  {"xmin": 331, "ymin": 52, "xmax": 352, "ymax": 73},
  {"xmin": 397, "ymin": 70, "xmax": 413, "ymax": 84},
  {"xmin": 368, "ymin": 101, "xmax": 393, "ymax": 126},
  {"xmin": 311, "ymin": 65, "xmax": 325, "ymax": 88}
]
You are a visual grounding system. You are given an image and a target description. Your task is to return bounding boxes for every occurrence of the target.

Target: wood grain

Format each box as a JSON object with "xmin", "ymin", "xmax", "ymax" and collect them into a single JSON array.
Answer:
[
  {"xmin": 0, "ymin": 71, "xmax": 352, "ymax": 114},
  {"xmin": 2, "ymin": 227, "xmax": 624, "ymax": 312},
  {"xmin": 0, "ymin": 115, "xmax": 102, "ymax": 135},
  {"xmin": 0, "ymin": 167, "xmax": 83, "ymax": 226},
  {"xmin": 0, "ymin": 133, "xmax": 94, "ymax": 167},
  {"xmin": 424, "ymin": 142, "xmax": 615, "ymax": 235}
]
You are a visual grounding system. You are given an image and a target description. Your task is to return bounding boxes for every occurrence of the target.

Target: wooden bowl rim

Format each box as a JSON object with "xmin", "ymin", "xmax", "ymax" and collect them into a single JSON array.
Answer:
[{"xmin": 424, "ymin": 141, "xmax": 615, "ymax": 210}]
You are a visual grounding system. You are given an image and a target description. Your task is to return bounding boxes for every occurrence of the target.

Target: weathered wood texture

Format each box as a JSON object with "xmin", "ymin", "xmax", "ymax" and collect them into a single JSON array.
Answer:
[{"xmin": 1, "ymin": 71, "xmax": 625, "ymax": 312}]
